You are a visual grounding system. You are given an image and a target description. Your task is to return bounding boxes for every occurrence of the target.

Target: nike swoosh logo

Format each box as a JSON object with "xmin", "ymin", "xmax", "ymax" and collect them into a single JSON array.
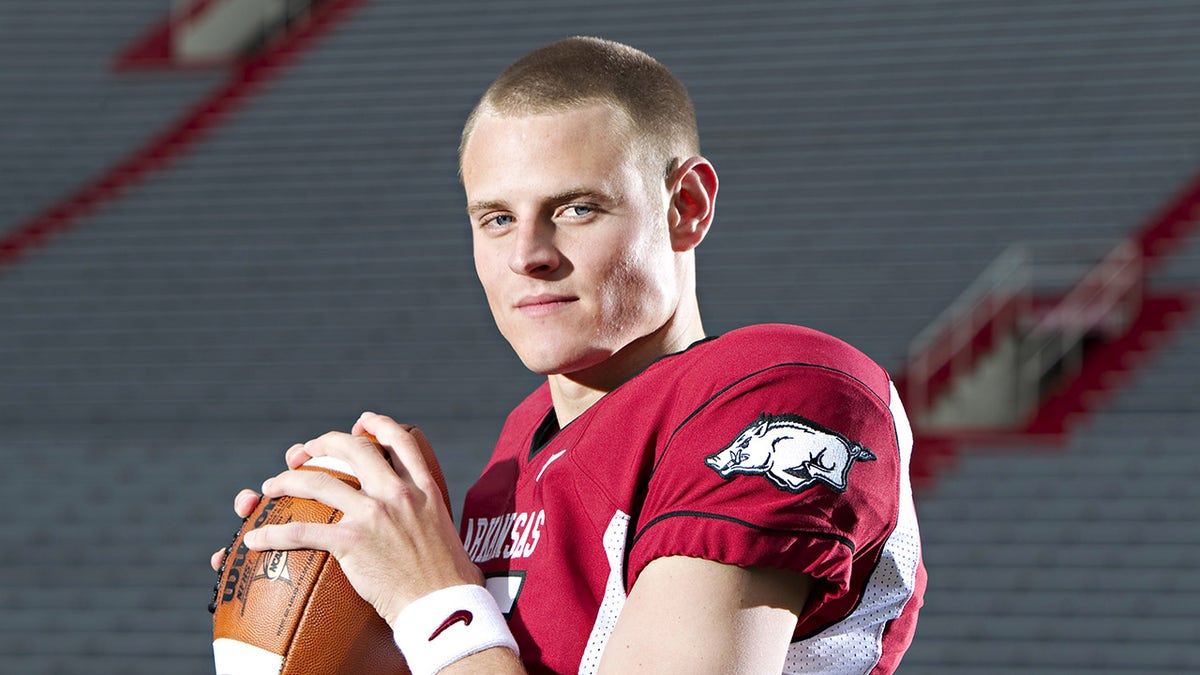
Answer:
[
  {"xmin": 536, "ymin": 449, "xmax": 568, "ymax": 482},
  {"xmin": 428, "ymin": 609, "xmax": 473, "ymax": 641}
]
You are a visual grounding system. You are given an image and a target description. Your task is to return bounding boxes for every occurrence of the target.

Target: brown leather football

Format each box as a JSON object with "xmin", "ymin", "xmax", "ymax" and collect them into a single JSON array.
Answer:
[{"xmin": 211, "ymin": 430, "xmax": 451, "ymax": 674}]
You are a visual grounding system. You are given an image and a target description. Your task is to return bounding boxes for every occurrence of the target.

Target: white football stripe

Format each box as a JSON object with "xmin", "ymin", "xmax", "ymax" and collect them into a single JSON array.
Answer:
[
  {"xmin": 212, "ymin": 638, "xmax": 284, "ymax": 675},
  {"xmin": 302, "ymin": 455, "xmax": 356, "ymax": 476}
]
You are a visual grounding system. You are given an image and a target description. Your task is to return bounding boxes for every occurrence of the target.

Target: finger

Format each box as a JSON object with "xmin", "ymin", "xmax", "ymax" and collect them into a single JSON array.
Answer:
[
  {"xmin": 261, "ymin": 465, "xmax": 369, "ymax": 515},
  {"xmin": 234, "ymin": 489, "xmax": 261, "ymax": 519},
  {"xmin": 284, "ymin": 442, "xmax": 311, "ymax": 470},
  {"xmin": 298, "ymin": 430, "xmax": 394, "ymax": 481},
  {"xmin": 244, "ymin": 519, "xmax": 340, "ymax": 553},
  {"xmin": 358, "ymin": 413, "xmax": 450, "ymax": 513},
  {"xmin": 358, "ymin": 412, "xmax": 433, "ymax": 486},
  {"xmin": 403, "ymin": 426, "xmax": 453, "ymax": 516},
  {"xmin": 211, "ymin": 547, "xmax": 226, "ymax": 572}
]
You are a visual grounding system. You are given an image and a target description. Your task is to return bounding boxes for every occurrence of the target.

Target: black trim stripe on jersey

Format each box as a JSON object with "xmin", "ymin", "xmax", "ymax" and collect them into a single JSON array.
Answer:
[
  {"xmin": 626, "ymin": 509, "xmax": 858, "ymax": 589},
  {"xmin": 629, "ymin": 509, "xmax": 886, "ymax": 646},
  {"xmin": 631, "ymin": 510, "xmax": 857, "ymax": 553}
]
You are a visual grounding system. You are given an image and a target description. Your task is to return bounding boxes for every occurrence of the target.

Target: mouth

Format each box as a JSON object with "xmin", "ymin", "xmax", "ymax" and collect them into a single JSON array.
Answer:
[{"xmin": 516, "ymin": 294, "xmax": 578, "ymax": 316}]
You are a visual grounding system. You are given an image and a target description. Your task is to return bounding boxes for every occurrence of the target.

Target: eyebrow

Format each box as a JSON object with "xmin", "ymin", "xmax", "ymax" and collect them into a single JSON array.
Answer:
[
  {"xmin": 549, "ymin": 188, "xmax": 615, "ymax": 204},
  {"xmin": 466, "ymin": 188, "xmax": 620, "ymax": 215},
  {"xmin": 466, "ymin": 199, "xmax": 506, "ymax": 215}
]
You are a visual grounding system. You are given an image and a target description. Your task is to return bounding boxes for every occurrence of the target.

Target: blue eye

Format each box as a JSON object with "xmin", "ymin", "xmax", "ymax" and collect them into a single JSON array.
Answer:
[{"xmin": 485, "ymin": 214, "xmax": 515, "ymax": 229}]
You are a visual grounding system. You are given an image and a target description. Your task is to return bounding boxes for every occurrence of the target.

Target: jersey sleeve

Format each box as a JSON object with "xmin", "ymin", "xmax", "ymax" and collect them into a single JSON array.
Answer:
[{"xmin": 626, "ymin": 361, "xmax": 903, "ymax": 630}]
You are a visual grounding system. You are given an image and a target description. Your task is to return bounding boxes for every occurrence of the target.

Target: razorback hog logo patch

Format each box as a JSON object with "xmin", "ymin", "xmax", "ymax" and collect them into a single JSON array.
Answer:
[{"xmin": 705, "ymin": 413, "xmax": 876, "ymax": 493}]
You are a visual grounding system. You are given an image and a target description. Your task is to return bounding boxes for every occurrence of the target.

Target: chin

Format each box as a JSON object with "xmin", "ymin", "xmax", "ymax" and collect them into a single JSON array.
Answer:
[{"xmin": 516, "ymin": 343, "xmax": 613, "ymax": 378}]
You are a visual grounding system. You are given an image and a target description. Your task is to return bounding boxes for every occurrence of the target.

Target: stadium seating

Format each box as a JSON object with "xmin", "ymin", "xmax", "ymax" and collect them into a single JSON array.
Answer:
[{"xmin": 1, "ymin": 0, "xmax": 1198, "ymax": 671}]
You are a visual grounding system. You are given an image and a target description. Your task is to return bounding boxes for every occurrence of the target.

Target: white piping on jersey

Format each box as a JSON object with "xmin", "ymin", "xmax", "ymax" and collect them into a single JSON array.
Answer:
[
  {"xmin": 536, "ymin": 449, "xmax": 568, "ymax": 482},
  {"xmin": 578, "ymin": 509, "xmax": 630, "ymax": 675},
  {"xmin": 782, "ymin": 381, "xmax": 922, "ymax": 674}
]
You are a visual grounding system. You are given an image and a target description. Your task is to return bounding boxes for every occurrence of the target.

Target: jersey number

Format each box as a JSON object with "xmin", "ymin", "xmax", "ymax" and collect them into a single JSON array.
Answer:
[{"xmin": 485, "ymin": 572, "xmax": 525, "ymax": 616}]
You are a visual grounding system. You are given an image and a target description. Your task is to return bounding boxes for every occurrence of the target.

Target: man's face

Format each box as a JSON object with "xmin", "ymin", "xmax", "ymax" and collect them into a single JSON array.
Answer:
[{"xmin": 462, "ymin": 103, "xmax": 682, "ymax": 377}]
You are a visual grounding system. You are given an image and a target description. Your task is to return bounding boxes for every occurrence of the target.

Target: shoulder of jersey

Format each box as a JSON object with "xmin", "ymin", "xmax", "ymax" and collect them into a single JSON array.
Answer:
[
  {"xmin": 693, "ymin": 324, "xmax": 880, "ymax": 373},
  {"xmin": 662, "ymin": 324, "xmax": 892, "ymax": 405}
]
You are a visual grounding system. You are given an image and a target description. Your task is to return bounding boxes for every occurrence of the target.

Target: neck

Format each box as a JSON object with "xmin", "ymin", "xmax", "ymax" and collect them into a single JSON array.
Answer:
[{"xmin": 547, "ymin": 303, "xmax": 705, "ymax": 426}]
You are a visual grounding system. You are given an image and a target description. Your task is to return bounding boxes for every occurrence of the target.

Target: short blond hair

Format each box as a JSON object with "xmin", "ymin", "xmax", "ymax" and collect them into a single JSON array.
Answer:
[{"xmin": 460, "ymin": 36, "xmax": 700, "ymax": 179}]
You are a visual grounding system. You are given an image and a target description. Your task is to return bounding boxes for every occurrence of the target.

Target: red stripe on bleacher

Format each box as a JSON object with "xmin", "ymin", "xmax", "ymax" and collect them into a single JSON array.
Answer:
[
  {"xmin": 907, "ymin": 291, "xmax": 1199, "ymax": 491},
  {"xmin": 0, "ymin": 0, "xmax": 369, "ymax": 268}
]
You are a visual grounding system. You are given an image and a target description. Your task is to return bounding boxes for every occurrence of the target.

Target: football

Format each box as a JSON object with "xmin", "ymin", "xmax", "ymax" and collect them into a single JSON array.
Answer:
[{"xmin": 211, "ymin": 430, "xmax": 451, "ymax": 675}]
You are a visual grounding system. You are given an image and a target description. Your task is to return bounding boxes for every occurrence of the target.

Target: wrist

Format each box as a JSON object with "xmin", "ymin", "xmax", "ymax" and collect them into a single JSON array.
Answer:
[{"xmin": 390, "ymin": 584, "xmax": 518, "ymax": 675}]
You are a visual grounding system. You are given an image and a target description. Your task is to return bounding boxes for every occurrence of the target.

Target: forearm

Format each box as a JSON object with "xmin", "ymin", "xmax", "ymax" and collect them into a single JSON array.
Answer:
[
  {"xmin": 597, "ymin": 556, "xmax": 810, "ymax": 674},
  {"xmin": 437, "ymin": 645, "xmax": 525, "ymax": 674}
]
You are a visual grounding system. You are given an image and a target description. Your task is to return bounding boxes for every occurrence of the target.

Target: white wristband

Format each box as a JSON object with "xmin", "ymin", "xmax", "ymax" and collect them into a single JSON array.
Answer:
[{"xmin": 391, "ymin": 584, "xmax": 519, "ymax": 675}]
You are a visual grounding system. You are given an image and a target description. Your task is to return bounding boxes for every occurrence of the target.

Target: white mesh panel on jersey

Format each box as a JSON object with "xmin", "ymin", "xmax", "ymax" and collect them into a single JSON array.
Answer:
[
  {"xmin": 577, "ymin": 510, "xmax": 631, "ymax": 675},
  {"xmin": 783, "ymin": 382, "xmax": 922, "ymax": 674}
]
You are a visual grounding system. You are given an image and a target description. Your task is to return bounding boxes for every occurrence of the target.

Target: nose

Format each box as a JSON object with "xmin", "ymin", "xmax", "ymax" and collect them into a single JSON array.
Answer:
[{"xmin": 508, "ymin": 218, "xmax": 562, "ymax": 277}]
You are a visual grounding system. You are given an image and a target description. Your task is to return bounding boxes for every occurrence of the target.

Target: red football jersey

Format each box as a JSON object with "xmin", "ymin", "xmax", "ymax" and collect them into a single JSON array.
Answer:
[{"xmin": 461, "ymin": 324, "xmax": 925, "ymax": 674}]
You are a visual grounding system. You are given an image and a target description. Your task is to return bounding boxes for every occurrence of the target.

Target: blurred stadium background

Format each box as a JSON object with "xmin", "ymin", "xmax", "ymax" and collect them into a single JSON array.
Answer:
[{"xmin": 2, "ymin": 0, "xmax": 1198, "ymax": 672}]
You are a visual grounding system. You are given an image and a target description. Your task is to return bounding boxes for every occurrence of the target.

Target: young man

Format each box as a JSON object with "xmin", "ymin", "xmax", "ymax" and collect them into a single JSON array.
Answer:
[{"xmin": 216, "ymin": 36, "xmax": 924, "ymax": 674}]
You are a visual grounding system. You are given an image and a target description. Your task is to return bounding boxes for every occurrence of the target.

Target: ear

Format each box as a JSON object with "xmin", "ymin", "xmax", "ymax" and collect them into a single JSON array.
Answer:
[
  {"xmin": 666, "ymin": 156, "xmax": 718, "ymax": 252},
  {"xmin": 754, "ymin": 413, "xmax": 770, "ymax": 436}
]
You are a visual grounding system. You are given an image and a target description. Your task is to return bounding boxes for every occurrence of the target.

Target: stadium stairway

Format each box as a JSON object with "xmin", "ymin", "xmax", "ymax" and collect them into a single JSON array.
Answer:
[
  {"xmin": 903, "ymin": 313, "xmax": 1200, "ymax": 673},
  {"xmin": 903, "ymin": 162, "xmax": 1200, "ymax": 671}
]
